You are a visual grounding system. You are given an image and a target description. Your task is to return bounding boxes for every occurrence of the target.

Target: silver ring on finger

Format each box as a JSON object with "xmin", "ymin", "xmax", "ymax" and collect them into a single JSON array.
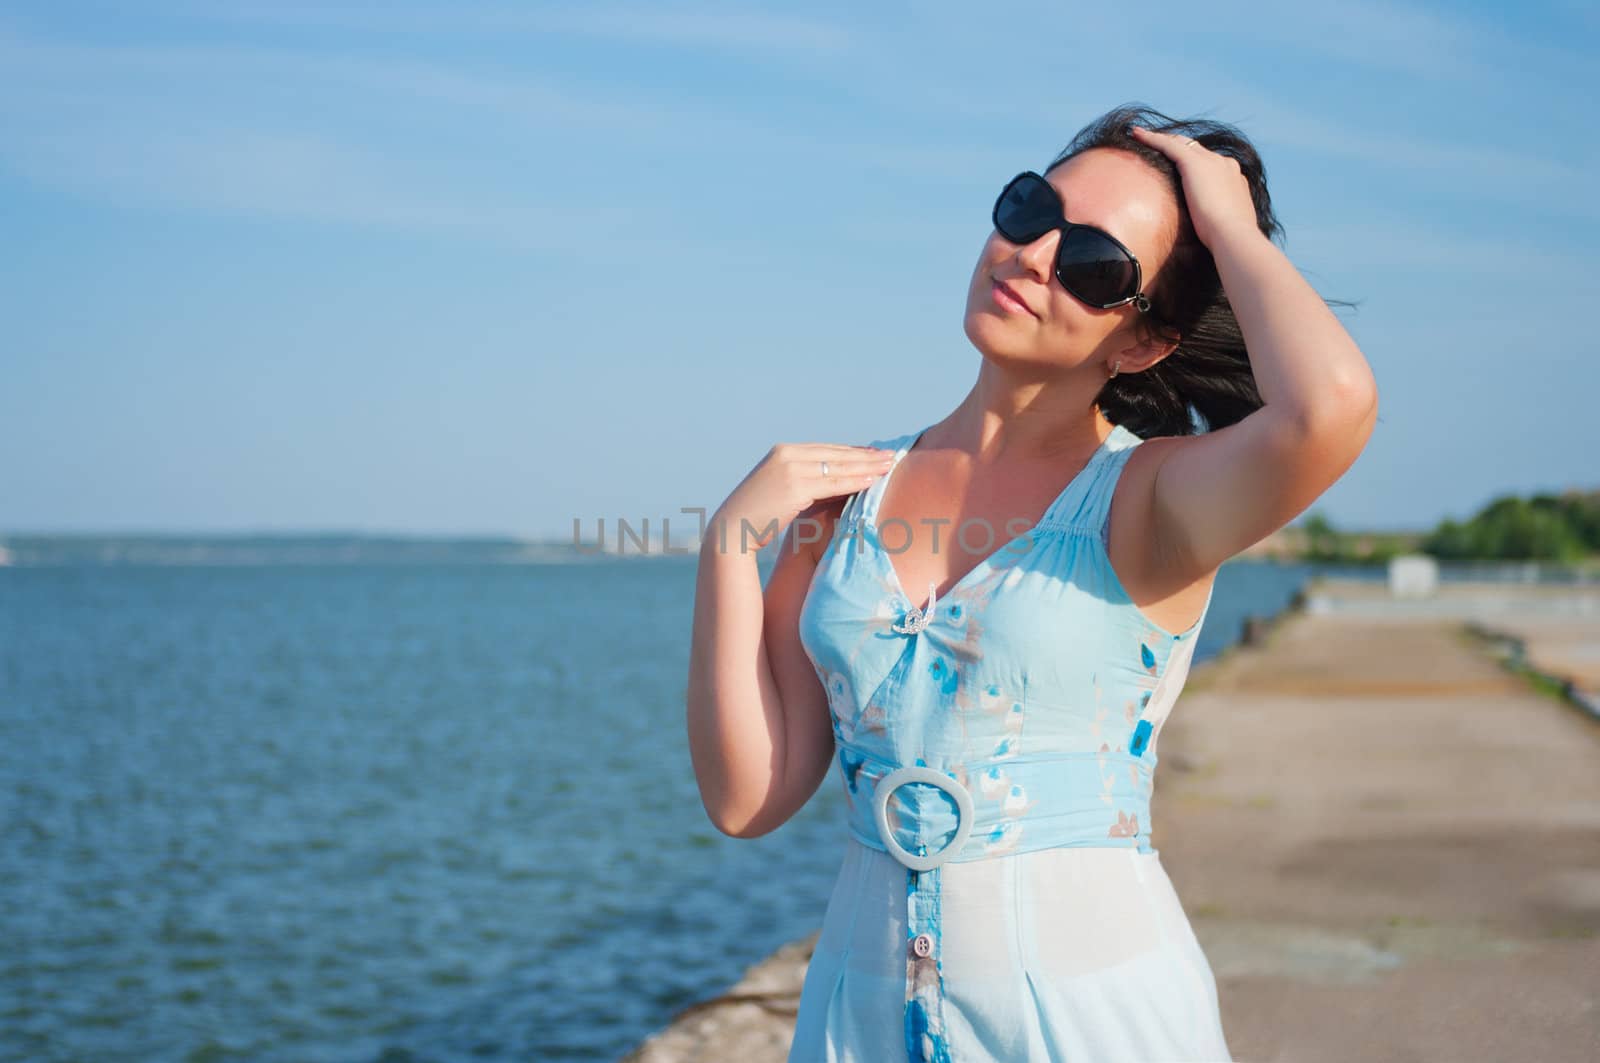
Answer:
[{"xmin": 820, "ymin": 460, "xmax": 830, "ymax": 477}]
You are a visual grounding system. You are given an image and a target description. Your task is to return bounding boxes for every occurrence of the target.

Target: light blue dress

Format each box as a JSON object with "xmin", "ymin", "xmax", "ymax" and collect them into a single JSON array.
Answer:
[{"xmin": 789, "ymin": 420, "xmax": 1231, "ymax": 1062}]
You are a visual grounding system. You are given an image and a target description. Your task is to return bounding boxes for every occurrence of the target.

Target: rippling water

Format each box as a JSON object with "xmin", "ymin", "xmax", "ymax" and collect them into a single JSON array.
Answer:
[{"xmin": 0, "ymin": 556, "xmax": 1315, "ymax": 1062}]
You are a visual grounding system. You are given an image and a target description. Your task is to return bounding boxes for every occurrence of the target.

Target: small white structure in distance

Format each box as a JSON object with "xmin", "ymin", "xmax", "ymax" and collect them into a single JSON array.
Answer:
[{"xmin": 1388, "ymin": 554, "xmax": 1439, "ymax": 598}]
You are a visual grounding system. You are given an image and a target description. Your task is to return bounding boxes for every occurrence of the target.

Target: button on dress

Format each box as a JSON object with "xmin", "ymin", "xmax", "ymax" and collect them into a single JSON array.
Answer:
[{"xmin": 789, "ymin": 421, "xmax": 1232, "ymax": 1062}]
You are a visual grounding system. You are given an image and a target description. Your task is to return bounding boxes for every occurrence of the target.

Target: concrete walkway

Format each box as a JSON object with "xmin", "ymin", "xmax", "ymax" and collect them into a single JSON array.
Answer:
[
  {"xmin": 1160, "ymin": 578, "xmax": 1600, "ymax": 1061},
  {"xmin": 626, "ymin": 577, "xmax": 1600, "ymax": 1062}
]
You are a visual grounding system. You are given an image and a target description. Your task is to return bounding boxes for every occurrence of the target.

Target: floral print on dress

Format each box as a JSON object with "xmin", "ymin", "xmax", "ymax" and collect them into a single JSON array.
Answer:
[
  {"xmin": 1003, "ymin": 699, "xmax": 1024, "ymax": 733},
  {"xmin": 983, "ymin": 818, "xmax": 1023, "ymax": 856},
  {"xmin": 839, "ymin": 747, "xmax": 867, "ymax": 794},
  {"xmin": 823, "ymin": 667, "xmax": 857, "ymax": 741},
  {"xmin": 977, "ymin": 765, "xmax": 1011, "ymax": 802},
  {"xmin": 1129, "ymin": 718, "xmax": 1153, "ymax": 757},
  {"xmin": 1002, "ymin": 782, "xmax": 1035, "ymax": 818},
  {"xmin": 855, "ymin": 701, "xmax": 890, "ymax": 738},
  {"xmin": 1109, "ymin": 809, "xmax": 1140, "ymax": 839}
]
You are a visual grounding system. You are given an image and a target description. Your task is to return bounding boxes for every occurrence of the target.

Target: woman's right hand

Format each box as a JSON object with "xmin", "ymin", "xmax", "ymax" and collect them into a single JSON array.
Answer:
[{"xmin": 708, "ymin": 442, "xmax": 898, "ymax": 555}]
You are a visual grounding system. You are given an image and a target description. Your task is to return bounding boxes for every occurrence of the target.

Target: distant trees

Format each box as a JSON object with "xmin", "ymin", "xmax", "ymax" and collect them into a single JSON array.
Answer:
[
  {"xmin": 1422, "ymin": 490, "xmax": 1600, "ymax": 562},
  {"xmin": 1289, "ymin": 489, "xmax": 1600, "ymax": 565},
  {"xmin": 1299, "ymin": 512, "xmax": 1341, "ymax": 561}
]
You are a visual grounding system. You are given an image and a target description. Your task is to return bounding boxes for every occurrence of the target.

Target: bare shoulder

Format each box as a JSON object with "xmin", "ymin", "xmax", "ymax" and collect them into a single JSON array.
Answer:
[
  {"xmin": 1106, "ymin": 436, "xmax": 1217, "ymax": 633},
  {"xmin": 780, "ymin": 493, "xmax": 852, "ymax": 568}
]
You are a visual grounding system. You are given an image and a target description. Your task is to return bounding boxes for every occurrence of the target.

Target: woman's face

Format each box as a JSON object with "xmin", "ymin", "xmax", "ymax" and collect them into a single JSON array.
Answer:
[{"xmin": 962, "ymin": 147, "xmax": 1179, "ymax": 372}]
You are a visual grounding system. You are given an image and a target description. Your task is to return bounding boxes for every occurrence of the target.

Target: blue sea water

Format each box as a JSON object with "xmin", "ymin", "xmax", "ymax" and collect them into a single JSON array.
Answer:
[{"xmin": 0, "ymin": 555, "xmax": 1318, "ymax": 1062}]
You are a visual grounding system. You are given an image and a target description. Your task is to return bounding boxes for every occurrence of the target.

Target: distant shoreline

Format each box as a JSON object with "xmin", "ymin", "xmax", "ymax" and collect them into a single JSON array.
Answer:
[
  {"xmin": 1, "ymin": 532, "xmax": 1594, "ymax": 573},
  {"xmin": 0, "ymin": 532, "xmax": 702, "ymax": 567}
]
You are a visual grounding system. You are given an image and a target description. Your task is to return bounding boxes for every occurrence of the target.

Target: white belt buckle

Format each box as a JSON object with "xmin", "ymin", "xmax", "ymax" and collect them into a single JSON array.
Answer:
[{"xmin": 872, "ymin": 765, "xmax": 975, "ymax": 871}]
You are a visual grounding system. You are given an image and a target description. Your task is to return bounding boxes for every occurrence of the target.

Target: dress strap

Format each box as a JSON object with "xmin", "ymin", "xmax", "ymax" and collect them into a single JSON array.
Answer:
[
  {"xmin": 1035, "ymin": 422, "xmax": 1143, "ymax": 532},
  {"xmin": 1088, "ymin": 443, "xmax": 1141, "ymax": 546},
  {"xmin": 1080, "ymin": 426, "xmax": 1144, "ymax": 544},
  {"xmin": 842, "ymin": 429, "xmax": 922, "ymax": 528},
  {"xmin": 856, "ymin": 426, "xmax": 930, "ymax": 528}
]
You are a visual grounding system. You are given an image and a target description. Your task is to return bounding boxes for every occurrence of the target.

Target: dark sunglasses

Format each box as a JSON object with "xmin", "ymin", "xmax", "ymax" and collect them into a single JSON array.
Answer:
[{"xmin": 992, "ymin": 171, "xmax": 1151, "ymax": 312}]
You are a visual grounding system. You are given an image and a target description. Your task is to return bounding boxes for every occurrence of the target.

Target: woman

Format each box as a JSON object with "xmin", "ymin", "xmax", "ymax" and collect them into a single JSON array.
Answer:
[{"xmin": 686, "ymin": 103, "xmax": 1377, "ymax": 1062}]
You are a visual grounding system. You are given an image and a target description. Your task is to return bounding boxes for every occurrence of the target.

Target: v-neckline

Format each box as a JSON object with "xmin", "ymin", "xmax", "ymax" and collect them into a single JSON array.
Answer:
[{"xmin": 868, "ymin": 422, "xmax": 1122, "ymax": 615}]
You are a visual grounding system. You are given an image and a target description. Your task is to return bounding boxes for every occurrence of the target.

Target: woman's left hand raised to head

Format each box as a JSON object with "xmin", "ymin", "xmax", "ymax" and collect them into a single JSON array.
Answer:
[{"xmin": 1128, "ymin": 124, "xmax": 1261, "ymax": 253}]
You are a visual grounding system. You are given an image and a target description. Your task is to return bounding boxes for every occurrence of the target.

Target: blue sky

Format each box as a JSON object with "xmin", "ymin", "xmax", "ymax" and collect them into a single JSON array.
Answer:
[{"xmin": 2, "ymin": 1, "xmax": 1595, "ymax": 539}]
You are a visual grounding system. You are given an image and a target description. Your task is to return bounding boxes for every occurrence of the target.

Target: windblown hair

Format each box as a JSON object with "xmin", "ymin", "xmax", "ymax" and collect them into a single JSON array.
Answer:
[{"xmin": 1049, "ymin": 102, "xmax": 1359, "ymax": 438}]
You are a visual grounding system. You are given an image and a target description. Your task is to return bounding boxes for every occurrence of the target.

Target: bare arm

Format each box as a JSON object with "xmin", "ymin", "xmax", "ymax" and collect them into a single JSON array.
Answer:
[
  {"xmin": 685, "ymin": 445, "xmax": 891, "ymax": 837},
  {"xmin": 1146, "ymin": 228, "xmax": 1380, "ymax": 579},
  {"xmin": 684, "ymin": 515, "xmax": 825, "ymax": 838}
]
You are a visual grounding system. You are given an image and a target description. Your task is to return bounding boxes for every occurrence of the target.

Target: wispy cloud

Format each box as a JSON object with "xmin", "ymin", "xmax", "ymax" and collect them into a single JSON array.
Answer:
[
  {"xmin": 0, "ymin": 29, "xmax": 726, "ymax": 136},
  {"xmin": 1150, "ymin": 0, "xmax": 1593, "ymax": 83},
  {"xmin": 2, "ymin": 6, "xmax": 1594, "ymax": 247},
  {"xmin": 2, "ymin": 121, "xmax": 633, "ymax": 246},
  {"xmin": 1180, "ymin": 0, "xmax": 1489, "ymax": 79},
  {"xmin": 0, "ymin": 24, "xmax": 839, "ymax": 242},
  {"xmin": 1133, "ymin": 55, "xmax": 1598, "ymax": 224},
  {"xmin": 0, "ymin": 21, "xmax": 1002, "ymax": 240},
  {"xmin": 1291, "ymin": 217, "xmax": 1597, "ymax": 287},
  {"xmin": 516, "ymin": 5, "xmax": 858, "ymax": 55},
  {"xmin": 164, "ymin": 1, "xmax": 859, "ymax": 59}
]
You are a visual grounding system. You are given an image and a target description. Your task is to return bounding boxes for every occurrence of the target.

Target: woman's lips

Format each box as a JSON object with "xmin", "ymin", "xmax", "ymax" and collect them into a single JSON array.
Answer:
[{"xmin": 992, "ymin": 279, "xmax": 1036, "ymax": 317}]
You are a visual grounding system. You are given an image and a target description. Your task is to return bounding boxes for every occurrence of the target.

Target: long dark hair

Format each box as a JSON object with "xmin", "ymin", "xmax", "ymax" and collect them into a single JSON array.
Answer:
[{"xmin": 1047, "ymin": 102, "xmax": 1360, "ymax": 438}]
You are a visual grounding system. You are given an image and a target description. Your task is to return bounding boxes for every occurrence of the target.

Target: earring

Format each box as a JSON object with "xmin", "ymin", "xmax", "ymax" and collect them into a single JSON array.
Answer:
[{"xmin": 1108, "ymin": 359, "xmax": 1121, "ymax": 379}]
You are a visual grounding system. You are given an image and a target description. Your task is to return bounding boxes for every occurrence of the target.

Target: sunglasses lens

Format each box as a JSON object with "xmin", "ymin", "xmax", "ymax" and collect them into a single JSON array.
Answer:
[
  {"xmin": 1057, "ymin": 228, "xmax": 1137, "ymax": 307},
  {"xmin": 994, "ymin": 175, "xmax": 1059, "ymax": 244}
]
